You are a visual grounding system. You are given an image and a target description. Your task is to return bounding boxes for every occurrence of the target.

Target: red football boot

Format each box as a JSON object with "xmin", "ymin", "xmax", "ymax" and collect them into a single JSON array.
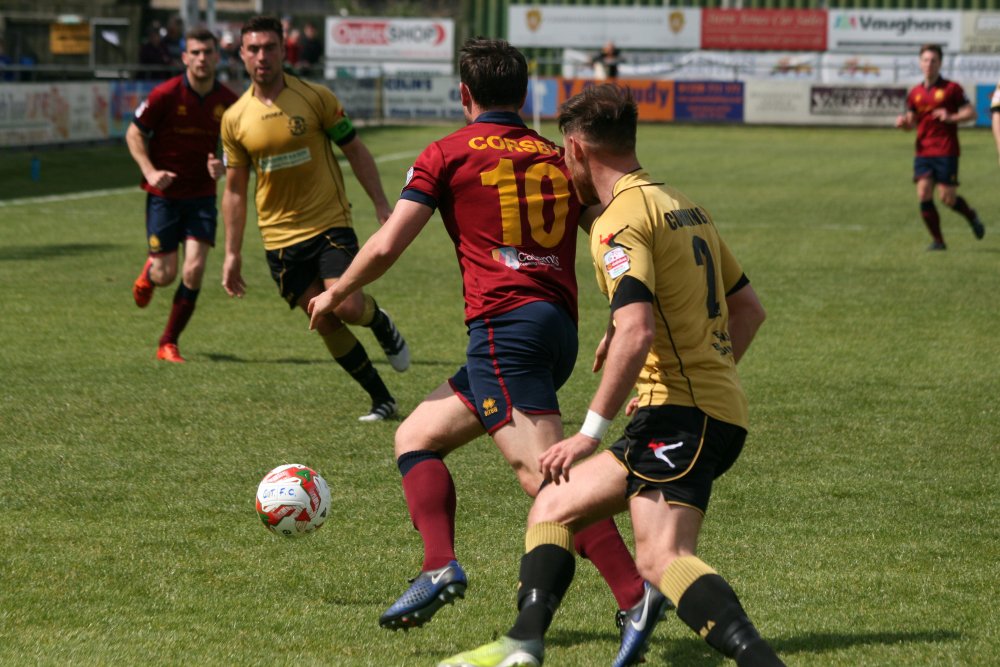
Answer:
[
  {"xmin": 132, "ymin": 257, "xmax": 155, "ymax": 308},
  {"xmin": 156, "ymin": 343, "xmax": 186, "ymax": 363}
]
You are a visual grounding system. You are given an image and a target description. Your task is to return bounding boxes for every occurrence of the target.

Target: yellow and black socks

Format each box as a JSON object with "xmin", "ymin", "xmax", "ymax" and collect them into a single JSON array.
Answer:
[
  {"xmin": 508, "ymin": 522, "xmax": 576, "ymax": 641},
  {"xmin": 321, "ymin": 326, "xmax": 391, "ymax": 402},
  {"xmin": 660, "ymin": 556, "xmax": 785, "ymax": 667}
]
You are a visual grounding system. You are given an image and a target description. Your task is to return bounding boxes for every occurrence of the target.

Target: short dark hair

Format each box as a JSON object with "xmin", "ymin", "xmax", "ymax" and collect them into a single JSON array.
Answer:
[
  {"xmin": 186, "ymin": 27, "xmax": 218, "ymax": 48},
  {"xmin": 558, "ymin": 84, "xmax": 637, "ymax": 155},
  {"xmin": 241, "ymin": 15, "xmax": 283, "ymax": 42},
  {"xmin": 459, "ymin": 37, "xmax": 527, "ymax": 109},
  {"xmin": 920, "ymin": 43, "xmax": 943, "ymax": 60}
]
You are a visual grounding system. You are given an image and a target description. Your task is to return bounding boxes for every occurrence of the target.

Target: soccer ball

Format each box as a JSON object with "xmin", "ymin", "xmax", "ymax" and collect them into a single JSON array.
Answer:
[{"xmin": 255, "ymin": 464, "xmax": 331, "ymax": 537}]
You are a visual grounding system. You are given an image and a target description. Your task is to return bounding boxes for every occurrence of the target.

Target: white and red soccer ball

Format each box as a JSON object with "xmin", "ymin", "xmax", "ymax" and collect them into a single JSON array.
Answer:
[{"xmin": 255, "ymin": 464, "xmax": 331, "ymax": 537}]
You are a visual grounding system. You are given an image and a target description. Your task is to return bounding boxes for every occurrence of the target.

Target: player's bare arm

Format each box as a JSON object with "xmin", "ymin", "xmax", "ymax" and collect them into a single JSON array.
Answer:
[
  {"xmin": 339, "ymin": 137, "xmax": 393, "ymax": 224},
  {"xmin": 125, "ymin": 123, "xmax": 177, "ymax": 190},
  {"xmin": 993, "ymin": 110, "xmax": 1000, "ymax": 167},
  {"xmin": 932, "ymin": 102, "xmax": 976, "ymax": 124},
  {"xmin": 726, "ymin": 283, "xmax": 766, "ymax": 364},
  {"xmin": 307, "ymin": 199, "xmax": 433, "ymax": 329},
  {"xmin": 539, "ymin": 301, "xmax": 653, "ymax": 484},
  {"xmin": 591, "ymin": 315, "xmax": 615, "ymax": 372},
  {"xmin": 221, "ymin": 165, "xmax": 250, "ymax": 297}
]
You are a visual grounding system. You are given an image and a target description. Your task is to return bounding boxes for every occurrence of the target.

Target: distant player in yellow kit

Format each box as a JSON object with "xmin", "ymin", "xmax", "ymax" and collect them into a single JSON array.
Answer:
[{"xmin": 220, "ymin": 15, "xmax": 408, "ymax": 421}]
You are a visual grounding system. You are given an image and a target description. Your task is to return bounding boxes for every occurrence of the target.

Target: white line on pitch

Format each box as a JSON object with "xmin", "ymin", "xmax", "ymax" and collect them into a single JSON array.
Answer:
[{"xmin": 0, "ymin": 150, "xmax": 419, "ymax": 208}]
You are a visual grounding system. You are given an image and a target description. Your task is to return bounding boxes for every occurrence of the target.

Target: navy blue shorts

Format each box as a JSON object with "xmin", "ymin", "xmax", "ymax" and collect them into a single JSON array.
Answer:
[
  {"xmin": 913, "ymin": 156, "xmax": 959, "ymax": 186},
  {"xmin": 449, "ymin": 301, "xmax": 578, "ymax": 435},
  {"xmin": 145, "ymin": 194, "xmax": 217, "ymax": 255},
  {"xmin": 609, "ymin": 405, "xmax": 746, "ymax": 515},
  {"xmin": 265, "ymin": 227, "xmax": 358, "ymax": 308}
]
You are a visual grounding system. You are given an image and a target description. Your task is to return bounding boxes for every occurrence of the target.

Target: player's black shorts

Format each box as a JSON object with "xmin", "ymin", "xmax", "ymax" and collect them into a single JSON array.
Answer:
[
  {"xmin": 608, "ymin": 404, "xmax": 746, "ymax": 515},
  {"xmin": 145, "ymin": 194, "xmax": 217, "ymax": 255},
  {"xmin": 913, "ymin": 156, "xmax": 959, "ymax": 186},
  {"xmin": 450, "ymin": 300, "xmax": 578, "ymax": 435},
  {"xmin": 265, "ymin": 227, "xmax": 358, "ymax": 308}
]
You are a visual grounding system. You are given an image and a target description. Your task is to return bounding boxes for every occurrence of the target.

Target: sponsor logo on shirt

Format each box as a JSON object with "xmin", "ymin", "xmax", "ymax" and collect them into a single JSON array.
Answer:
[
  {"xmin": 492, "ymin": 246, "xmax": 561, "ymax": 270},
  {"xmin": 259, "ymin": 148, "xmax": 311, "ymax": 173},
  {"xmin": 603, "ymin": 246, "xmax": 630, "ymax": 279}
]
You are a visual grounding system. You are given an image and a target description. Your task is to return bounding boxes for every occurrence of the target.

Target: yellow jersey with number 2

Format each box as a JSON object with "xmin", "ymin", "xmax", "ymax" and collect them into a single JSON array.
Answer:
[{"xmin": 589, "ymin": 170, "xmax": 749, "ymax": 429}]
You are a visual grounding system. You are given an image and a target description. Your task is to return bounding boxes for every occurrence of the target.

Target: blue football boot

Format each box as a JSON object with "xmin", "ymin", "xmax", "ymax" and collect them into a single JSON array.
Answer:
[
  {"xmin": 379, "ymin": 560, "xmax": 468, "ymax": 630},
  {"xmin": 613, "ymin": 582, "xmax": 672, "ymax": 667}
]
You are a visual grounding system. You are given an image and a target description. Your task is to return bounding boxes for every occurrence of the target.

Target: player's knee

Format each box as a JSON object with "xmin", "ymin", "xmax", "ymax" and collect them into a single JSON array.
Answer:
[
  {"xmin": 940, "ymin": 192, "xmax": 956, "ymax": 207},
  {"xmin": 638, "ymin": 549, "xmax": 692, "ymax": 588},
  {"xmin": 394, "ymin": 417, "xmax": 435, "ymax": 457},
  {"xmin": 151, "ymin": 263, "xmax": 177, "ymax": 286},
  {"xmin": 182, "ymin": 264, "xmax": 206, "ymax": 289},
  {"xmin": 528, "ymin": 485, "xmax": 565, "ymax": 524}
]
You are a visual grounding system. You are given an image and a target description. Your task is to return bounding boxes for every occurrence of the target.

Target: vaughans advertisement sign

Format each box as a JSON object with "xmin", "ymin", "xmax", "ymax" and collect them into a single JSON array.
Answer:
[{"xmin": 828, "ymin": 10, "xmax": 961, "ymax": 53}]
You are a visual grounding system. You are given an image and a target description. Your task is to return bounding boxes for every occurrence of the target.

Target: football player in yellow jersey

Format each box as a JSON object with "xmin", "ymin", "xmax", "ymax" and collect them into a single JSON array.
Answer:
[
  {"xmin": 440, "ymin": 86, "xmax": 783, "ymax": 667},
  {"xmin": 220, "ymin": 16, "xmax": 408, "ymax": 422}
]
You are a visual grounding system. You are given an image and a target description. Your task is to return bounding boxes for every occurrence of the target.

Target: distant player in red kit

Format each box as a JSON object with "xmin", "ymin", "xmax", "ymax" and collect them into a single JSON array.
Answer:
[
  {"xmin": 308, "ymin": 37, "xmax": 648, "ymax": 650},
  {"xmin": 126, "ymin": 27, "xmax": 239, "ymax": 361},
  {"xmin": 895, "ymin": 43, "xmax": 985, "ymax": 251}
]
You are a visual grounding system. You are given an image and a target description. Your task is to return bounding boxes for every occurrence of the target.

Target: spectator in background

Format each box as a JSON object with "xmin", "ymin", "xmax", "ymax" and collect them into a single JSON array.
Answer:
[
  {"xmin": 163, "ymin": 16, "xmax": 185, "ymax": 68},
  {"xmin": 280, "ymin": 16, "xmax": 300, "ymax": 68},
  {"xmin": 218, "ymin": 30, "xmax": 241, "ymax": 82},
  {"xmin": 0, "ymin": 35, "xmax": 13, "ymax": 82},
  {"xmin": 139, "ymin": 23, "xmax": 172, "ymax": 79},
  {"xmin": 592, "ymin": 41, "xmax": 622, "ymax": 80},
  {"xmin": 298, "ymin": 21, "xmax": 323, "ymax": 77}
]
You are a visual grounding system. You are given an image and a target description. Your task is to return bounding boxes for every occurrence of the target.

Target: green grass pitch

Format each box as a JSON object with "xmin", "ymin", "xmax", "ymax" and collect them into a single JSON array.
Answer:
[{"xmin": 0, "ymin": 123, "xmax": 997, "ymax": 666}]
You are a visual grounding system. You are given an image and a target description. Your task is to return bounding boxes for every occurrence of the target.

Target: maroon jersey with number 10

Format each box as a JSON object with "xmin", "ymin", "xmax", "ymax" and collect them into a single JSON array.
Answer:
[
  {"xmin": 132, "ymin": 74, "xmax": 238, "ymax": 199},
  {"xmin": 400, "ymin": 111, "xmax": 582, "ymax": 324}
]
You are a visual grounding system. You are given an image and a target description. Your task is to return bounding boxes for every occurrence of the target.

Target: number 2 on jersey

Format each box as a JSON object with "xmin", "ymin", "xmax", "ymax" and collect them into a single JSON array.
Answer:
[{"xmin": 480, "ymin": 158, "xmax": 570, "ymax": 248}]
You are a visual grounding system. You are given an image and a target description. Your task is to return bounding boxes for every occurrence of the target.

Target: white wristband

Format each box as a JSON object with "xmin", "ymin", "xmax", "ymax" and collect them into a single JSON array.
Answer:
[{"xmin": 580, "ymin": 409, "xmax": 612, "ymax": 441}]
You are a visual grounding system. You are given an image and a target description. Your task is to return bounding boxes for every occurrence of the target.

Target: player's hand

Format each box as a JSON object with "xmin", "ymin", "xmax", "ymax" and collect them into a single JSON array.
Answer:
[
  {"xmin": 592, "ymin": 332, "xmax": 610, "ymax": 372},
  {"xmin": 207, "ymin": 153, "xmax": 225, "ymax": 180},
  {"xmin": 931, "ymin": 108, "xmax": 950, "ymax": 123},
  {"xmin": 375, "ymin": 204, "xmax": 393, "ymax": 226},
  {"xmin": 539, "ymin": 433, "xmax": 600, "ymax": 485},
  {"xmin": 145, "ymin": 169, "xmax": 177, "ymax": 191},
  {"xmin": 624, "ymin": 396, "xmax": 640, "ymax": 416},
  {"xmin": 307, "ymin": 289, "xmax": 341, "ymax": 330},
  {"xmin": 222, "ymin": 253, "xmax": 246, "ymax": 297}
]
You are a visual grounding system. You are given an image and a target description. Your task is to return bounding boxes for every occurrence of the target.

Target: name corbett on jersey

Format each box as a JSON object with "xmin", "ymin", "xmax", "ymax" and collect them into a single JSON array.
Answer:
[
  {"xmin": 665, "ymin": 207, "xmax": 711, "ymax": 230},
  {"xmin": 468, "ymin": 136, "xmax": 558, "ymax": 155}
]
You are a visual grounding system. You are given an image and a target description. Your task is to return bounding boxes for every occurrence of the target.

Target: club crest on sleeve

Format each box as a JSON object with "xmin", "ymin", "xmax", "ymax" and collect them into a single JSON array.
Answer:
[{"xmin": 603, "ymin": 246, "xmax": 630, "ymax": 279}]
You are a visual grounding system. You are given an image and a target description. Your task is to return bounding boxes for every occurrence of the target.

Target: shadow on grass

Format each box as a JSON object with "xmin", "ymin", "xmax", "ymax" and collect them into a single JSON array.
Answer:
[
  {"xmin": 0, "ymin": 243, "xmax": 118, "ymax": 261},
  {"xmin": 642, "ymin": 628, "xmax": 964, "ymax": 665},
  {"xmin": 543, "ymin": 627, "xmax": 961, "ymax": 663},
  {"xmin": 203, "ymin": 352, "xmax": 323, "ymax": 365},
  {"xmin": 203, "ymin": 351, "xmax": 457, "ymax": 369}
]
